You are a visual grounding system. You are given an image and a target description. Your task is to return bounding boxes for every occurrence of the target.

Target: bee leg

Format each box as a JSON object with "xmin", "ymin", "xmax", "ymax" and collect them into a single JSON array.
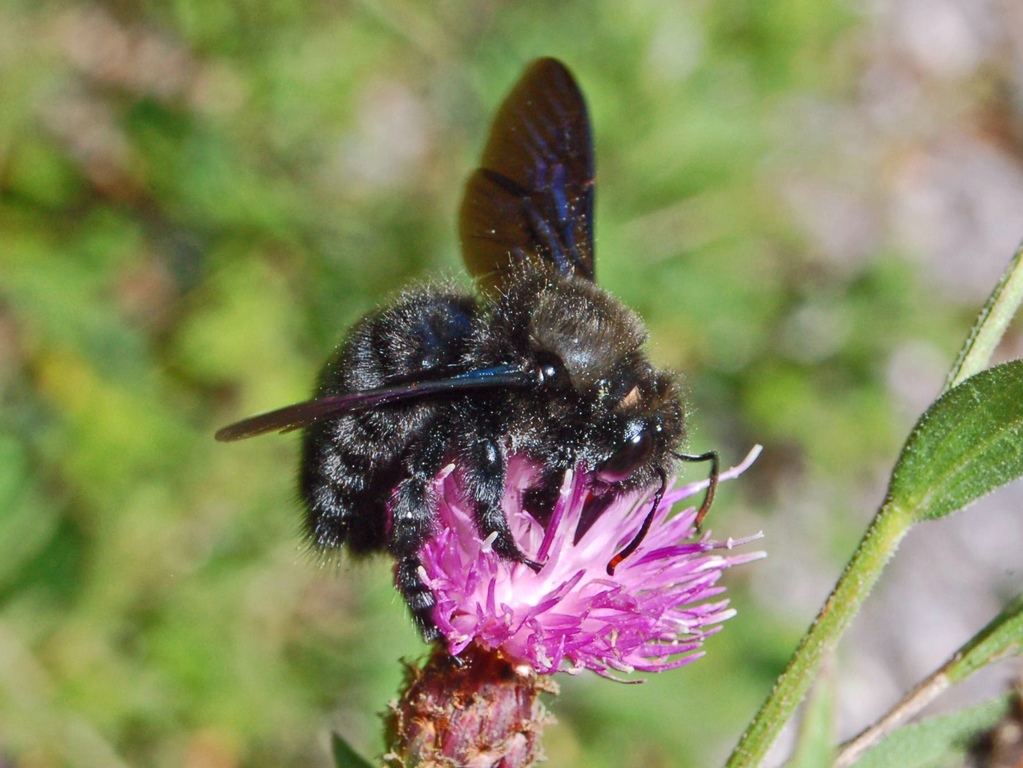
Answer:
[
  {"xmin": 463, "ymin": 437, "xmax": 543, "ymax": 571},
  {"xmin": 394, "ymin": 555, "xmax": 439, "ymax": 642},
  {"xmin": 522, "ymin": 467, "xmax": 567, "ymax": 528},
  {"xmin": 389, "ymin": 428, "xmax": 452, "ymax": 642}
]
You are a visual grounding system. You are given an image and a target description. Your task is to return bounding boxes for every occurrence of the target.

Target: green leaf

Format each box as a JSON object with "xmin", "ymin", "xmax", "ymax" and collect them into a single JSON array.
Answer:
[
  {"xmin": 331, "ymin": 733, "xmax": 377, "ymax": 768},
  {"xmin": 945, "ymin": 239, "xmax": 1023, "ymax": 391},
  {"xmin": 886, "ymin": 360, "xmax": 1023, "ymax": 523},
  {"xmin": 947, "ymin": 594, "xmax": 1023, "ymax": 685},
  {"xmin": 854, "ymin": 696, "xmax": 1010, "ymax": 768}
]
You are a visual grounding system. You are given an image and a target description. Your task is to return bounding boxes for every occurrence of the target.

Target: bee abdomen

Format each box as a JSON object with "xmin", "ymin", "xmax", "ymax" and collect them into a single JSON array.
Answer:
[{"xmin": 300, "ymin": 423, "xmax": 391, "ymax": 553}]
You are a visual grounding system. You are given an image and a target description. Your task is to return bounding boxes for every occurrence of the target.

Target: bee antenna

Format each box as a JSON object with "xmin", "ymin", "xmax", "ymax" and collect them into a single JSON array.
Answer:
[
  {"xmin": 606, "ymin": 466, "xmax": 668, "ymax": 576},
  {"xmin": 673, "ymin": 450, "xmax": 719, "ymax": 532}
]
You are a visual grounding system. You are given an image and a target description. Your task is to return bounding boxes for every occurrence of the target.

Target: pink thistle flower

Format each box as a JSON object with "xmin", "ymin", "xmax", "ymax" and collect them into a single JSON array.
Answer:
[{"xmin": 419, "ymin": 446, "xmax": 765, "ymax": 678}]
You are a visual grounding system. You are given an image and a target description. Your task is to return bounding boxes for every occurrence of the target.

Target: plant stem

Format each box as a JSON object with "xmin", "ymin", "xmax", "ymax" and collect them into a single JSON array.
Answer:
[
  {"xmin": 835, "ymin": 593, "xmax": 1023, "ymax": 767},
  {"xmin": 725, "ymin": 503, "xmax": 913, "ymax": 768}
]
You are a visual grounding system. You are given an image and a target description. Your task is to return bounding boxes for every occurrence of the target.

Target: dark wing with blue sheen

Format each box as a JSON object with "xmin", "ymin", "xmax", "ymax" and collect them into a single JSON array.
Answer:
[
  {"xmin": 214, "ymin": 365, "xmax": 534, "ymax": 441},
  {"xmin": 460, "ymin": 58, "xmax": 595, "ymax": 289}
]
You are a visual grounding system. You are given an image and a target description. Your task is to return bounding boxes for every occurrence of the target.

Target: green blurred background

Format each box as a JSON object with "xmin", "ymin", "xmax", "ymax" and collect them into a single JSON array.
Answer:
[{"xmin": 2, "ymin": 1, "xmax": 1022, "ymax": 766}]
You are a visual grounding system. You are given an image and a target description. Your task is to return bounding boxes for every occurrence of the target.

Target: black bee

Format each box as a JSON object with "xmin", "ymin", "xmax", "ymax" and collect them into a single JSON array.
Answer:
[{"xmin": 216, "ymin": 58, "xmax": 718, "ymax": 641}]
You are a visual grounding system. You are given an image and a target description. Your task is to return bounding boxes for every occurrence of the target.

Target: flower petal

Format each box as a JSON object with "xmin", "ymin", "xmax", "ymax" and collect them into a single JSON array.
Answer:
[{"xmin": 419, "ymin": 446, "xmax": 765, "ymax": 677}]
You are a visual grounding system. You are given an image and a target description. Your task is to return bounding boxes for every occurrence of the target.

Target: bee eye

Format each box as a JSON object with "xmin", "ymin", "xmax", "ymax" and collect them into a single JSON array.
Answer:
[
  {"xmin": 536, "ymin": 353, "xmax": 570, "ymax": 389},
  {"xmin": 596, "ymin": 430, "xmax": 654, "ymax": 483}
]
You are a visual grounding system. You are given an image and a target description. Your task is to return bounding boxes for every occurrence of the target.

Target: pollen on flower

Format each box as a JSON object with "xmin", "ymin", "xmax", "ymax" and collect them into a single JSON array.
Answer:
[{"xmin": 418, "ymin": 446, "xmax": 765, "ymax": 678}]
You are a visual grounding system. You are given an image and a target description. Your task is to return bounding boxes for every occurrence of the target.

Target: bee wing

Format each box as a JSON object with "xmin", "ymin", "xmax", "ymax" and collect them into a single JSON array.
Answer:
[
  {"xmin": 215, "ymin": 397, "xmax": 372, "ymax": 441},
  {"xmin": 460, "ymin": 58, "xmax": 595, "ymax": 290},
  {"xmin": 215, "ymin": 364, "xmax": 534, "ymax": 441}
]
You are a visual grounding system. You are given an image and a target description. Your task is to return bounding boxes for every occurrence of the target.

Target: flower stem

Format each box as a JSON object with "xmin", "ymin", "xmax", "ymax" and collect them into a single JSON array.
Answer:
[{"xmin": 725, "ymin": 502, "xmax": 913, "ymax": 768}]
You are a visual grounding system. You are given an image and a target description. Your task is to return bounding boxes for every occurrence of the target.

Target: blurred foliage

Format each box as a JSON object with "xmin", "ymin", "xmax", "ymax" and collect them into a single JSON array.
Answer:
[{"xmin": 1, "ymin": 1, "xmax": 1021, "ymax": 767}]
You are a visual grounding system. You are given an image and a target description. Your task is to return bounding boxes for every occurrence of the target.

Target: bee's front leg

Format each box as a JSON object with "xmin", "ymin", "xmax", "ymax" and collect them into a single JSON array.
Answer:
[
  {"xmin": 461, "ymin": 436, "xmax": 543, "ymax": 572},
  {"xmin": 522, "ymin": 463, "xmax": 571, "ymax": 529}
]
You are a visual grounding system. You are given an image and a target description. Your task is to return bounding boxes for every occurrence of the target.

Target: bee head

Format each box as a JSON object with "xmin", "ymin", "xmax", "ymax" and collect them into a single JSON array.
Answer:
[
  {"xmin": 513, "ymin": 273, "xmax": 686, "ymax": 486},
  {"xmin": 590, "ymin": 361, "xmax": 684, "ymax": 487},
  {"xmin": 525, "ymin": 275, "xmax": 644, "ymax": 389}
]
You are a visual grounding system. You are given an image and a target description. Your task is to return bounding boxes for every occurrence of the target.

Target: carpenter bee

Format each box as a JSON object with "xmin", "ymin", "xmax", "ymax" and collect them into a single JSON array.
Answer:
[{"xmin": 216, "ymin": 58, "xmax": 718, "ymax": 641}]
